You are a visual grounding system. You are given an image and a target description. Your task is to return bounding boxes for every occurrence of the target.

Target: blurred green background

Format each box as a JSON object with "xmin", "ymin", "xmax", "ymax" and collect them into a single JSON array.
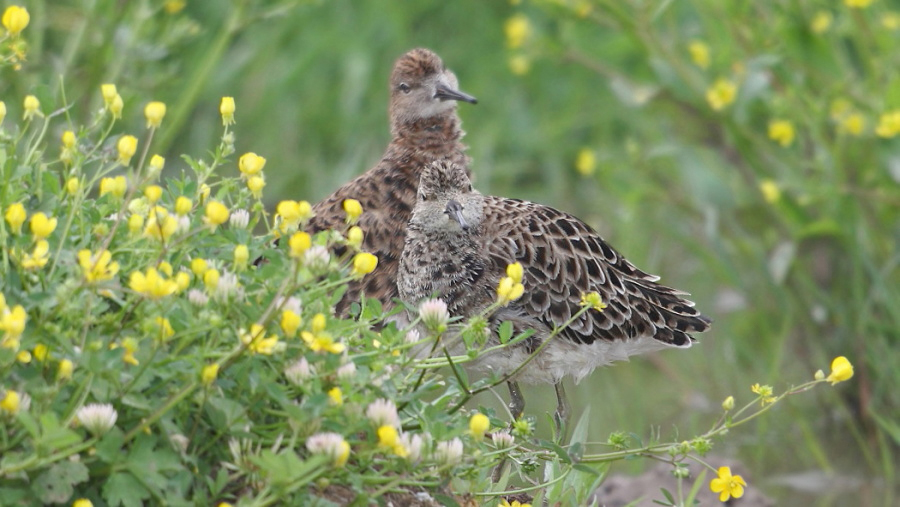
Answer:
[{"xmin": 4, "ymin": 0, "xmax": 898, "ymax": 504}]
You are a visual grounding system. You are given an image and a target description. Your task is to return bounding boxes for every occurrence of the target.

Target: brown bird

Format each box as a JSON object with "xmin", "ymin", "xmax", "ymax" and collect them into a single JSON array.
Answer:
[
  {"xmin": 306, "ymin": 48, "xmax": 476, "ymax": 314},
  {"xmin": 398, "ymin": 160, "xmax": 711, "ymax": 426}
]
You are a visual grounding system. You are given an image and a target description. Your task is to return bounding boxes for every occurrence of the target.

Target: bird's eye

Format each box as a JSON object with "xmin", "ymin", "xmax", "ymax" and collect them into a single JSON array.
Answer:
[
  {"xmin": 467, "ymin": 184, "xmax": 473, "ymax": 192},
  {"xmin": 398, "ymin": 83, "xmax": 411, "ymax": 94}
]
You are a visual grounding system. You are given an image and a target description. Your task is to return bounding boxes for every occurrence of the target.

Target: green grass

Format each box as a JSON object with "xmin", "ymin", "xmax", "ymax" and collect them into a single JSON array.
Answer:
[{"xmin": 2, "ymin": 0, "xmax": 897, "ymax": 505}]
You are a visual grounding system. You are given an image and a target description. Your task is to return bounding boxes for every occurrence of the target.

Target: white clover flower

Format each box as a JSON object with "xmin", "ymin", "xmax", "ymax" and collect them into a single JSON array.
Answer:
[
  {"xmin": 419, "ymin": 298, "xmax": 449, "ymax": 332},
  {"xmin": 306, "ymin": 432, "xmax": 350, "ymax": 467},
  {"xmin": 169, "ymin": 433, "xmax": 190, "ymax": 453},
  {"xmin": 303, "ymin": 245, "xmax": 331, "ymax": 274},
  {"xmin": 404, "ymin": 328, "xmax": 421, "ymax": 345},
  {"xmin": 336, "ymin": 362, "xmax": 357, "ymax": 380},
  {"xmin": 176, "ymin": 215, "xmax": 191, "ymax": 234},
  {"xmin": 275, "ymin": 295, "xmax": 302, "ymax": 315},
  {"xmin": 365, "ymin": 398, "xmax": 400, "ymax": 428},
  {"xmin": 285, "ymin": 357, "xmax": 314, "ymax": 386},
  {"xmin": 400, "ymin": 432, "xmax": 425, "ymax": 463},
  {"xmin": 187, "ymin": 289, "xmax": 209, "ymax": 307},
  {"xmin": 76, "ymin": 403, "xmax": 118, "ymax": 436},
  {"xmin": 229, "ymin": 208, "xmax": 250, "ymax": 229},
  {"xmin": 491, "ymin": 430, "xmax": 515, "ymax": 450},
  {"xmin": 434, "ymin": 437, "xmax": 463, "ymax": 466},
  {"xmin": 214, "ymin": 271, "xmax": 243, "ymax": 301}
]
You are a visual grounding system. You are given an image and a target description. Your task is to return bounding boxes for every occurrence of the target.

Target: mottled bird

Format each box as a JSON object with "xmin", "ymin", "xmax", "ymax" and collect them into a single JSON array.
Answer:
[
  {"xmin": 398, "ymin": 160, "xmax": 711, "ymax": 425},
  {"xmin": 306, "ymin": 48, "xmax": 476, "ymax": 314}
]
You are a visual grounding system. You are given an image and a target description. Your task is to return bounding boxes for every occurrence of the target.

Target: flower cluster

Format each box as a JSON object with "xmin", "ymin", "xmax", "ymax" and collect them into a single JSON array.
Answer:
[{"xmin": 496, "ymin": 262, "xmax": 525, "ymax": 305}]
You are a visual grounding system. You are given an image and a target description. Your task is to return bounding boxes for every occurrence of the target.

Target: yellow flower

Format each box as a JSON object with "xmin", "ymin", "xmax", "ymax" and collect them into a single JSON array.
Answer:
[
  {"xmin": 144, "ymin": 185, "xmax": 163, "ymax": 203},
  {"xmin": 750, "ymin": 383, "xmax": 776, "ymax": 405},
  {"xmin": 154, "ymin": 317, "xmax": 175, "ymax": 340},
  {"xmin": 117, "ymin": 135, "xmax": 138, "ymax": 165},
  {"xmin": 158, "ymin": 261, "xmax": 173, "ymax": 277},
  {"xmin": 845, "ymin": 0, "xmax": 874, "ymax": 8},
  {"xmin": 722, "ymin": 395, "xmax": 735, "ymax": 411},
  {"xmin": 78, "ymin": 250, "xmax": 119, "ymax": 283},
  {"xmin": 0, "ymin": 100, "xmax": 6, "ymax": 127},
  {"xmin": 826, "ymin": 356, "xmax": 854, "ymax": 385},
  {"xmin": 580, "ymin": 292, "xmax": 608, "ymax": 312},
  {"xmin": 201, "ymin": 363, "xmax": 219, "ymax": 386},
  {"xmin": 0, "ymin": 390, "xmax": 20, "ymax": 413},
  {"xmin": 101, "ymin": 84, "xmax": 118, "ymax": 106},
  {"xmin": 508, "ymin": 54, "xmax": 531, "ymax": 76},
  {"xmin": 72, "ymin": 499, "xmax": 93, "ymax": 507},
  {"xmin": 575, "ymin": 148, "xmax": 596, "ymax": 176},
  {"xmin": 759, "ymin": 179, "xmax": 781, "ymax": 203},
  {"xmin": 343, "ymin": 198, "xmax": 363, "ymax": 224},
  {"xmin": 143, "ymin": 207, "xmax": 178, "ymax": 242},
  {"xmin": 709, "ymin": 466, "xmax": 746, "ymax": 502},
  {"xmin": 57, "ymin": 359, "xmax": 74, "ymax": 381},
  {"xmin": 811, "ymin": 11, "xmax": 832, "ymax": 33},
  {"xmin": 198, "ymin": 183, "xmax": 211, "ymax": 203},
  {"xmin": 30, "ymin": 212, "xmax": 57, "ymax": 239},
  {"xmin": 238, "ymin": 152, "xmax": 266, "ymax": 177},
  {"xmin": 506, "ymin": 262, "xmax": 523, "ymax": 284},
  {"xmin": 21, "ymin": 239, "xmax": 50, "ymax": 270},
  {"xmin": 346, "ymin": 226, "xmax": 364, "ymax": 248},
  {"xmin": 875, "ymin": 111, "xmax": 900, "ymax": 138},
  {"xmin": 16, "ymin": 350, "xmax": 31, "ymax": 363},
  {"xmin": 496, "ymin": 276, "xmax": 524, "ymax": 305},
  {"xmin": 814, "ymin": 369, "xmax": 825, "ymax": 380},
  {"xmin": 377, "ymin": 425, "xmax": 408, "ymax": 457},
  {"xmin": 129, "ymin": 267, "xmax": 178, "ymax": 299},
  {"xmin": 280, "ymin": 309, "xmax": 302, "ymax": 337},
  {"xmin": 247, "ymin": 175, "xmax": 265, "ymax": 198},
  {"xmin": 328, "ymin": 386, "xmax": 343, "ymax": 406},
  {"xmin": 311, "ymin": 313, "xmax": 326, "ymax": 333},
  {"xmin": 768, "ymin": 120, "xmax": 795, "ymax": 147},
  {"xmin": 504, "ymin": 13, "xmax": 532, "ymax": 49},
  {"xmin": 23, "ymin": 95, "xmax": 41, "ymax": 120},
  {"xmin": 100, "ymin": 176, "xmax": 127, "ymax": 198},
  {"xmin": 840, "ymin": 113, "xmax": 865, "ymax": 136},
  {"xmin": 164, "ymin": 0, "xmax": 186, "ymax": 14},
  {"xmin": 276, "ymin": 200, "xmax": 313, "ymax": 232},
  {"xmin": 128, "ymin": 214, "xmax": 144, "ymax": 235},
  {"xmin": 204, "ymin": 201, "xmax": 229, "ymax": 228},
  {"xmin": 62, "ymin": 130, "xmax": 76, "ymax": 149},
  {"xmin": 203, "ymin": 268, "xmax": 220, "ymax": 290},
  {"xmin": 352, "ymin": 252, "xmax": 378, "ymax": 277},
  {"xmin": 2, "ymin": 6, "xmax": 30, "ymax": 37},
  {"xmin": 174, "ymin": 272, "xmax": 190, "ymax": 293},
  {"xmin": 148, "ymin": 154, "xmax": 165, "ymax": 175},
  {"xmin": 0, "ymin": 305, "xmax": 27, "ymax": 347},
  {"xmin": 5, "ymin": 203, "xmax": 26, "ymax": 234},
  {"xmin": 233, "ymin": 244, "xmax": 249, "ymax": 271},
  {"xmin": 110, "ymin": 94, "xmax": 124, "ymax": 119},
  {"xmin": 220, "ymin": 97, "xmax": 235, "ymax": 125},
  {"xmin": 121, "ymin": 337, "xmax": 139, "ymax": 365},
  {"xmin": 883, "ymin": 11, "xmax": 900, "ymax": 30},
  {"xmin": 706, "ymin": 78, "xmax": 737, "ymax": 111},
  {"xmin": 688, "ymin": 40, "xmax": 711, "ymax": 69},
  {"xmin": 33, "ymin": 343, "xmax": 48, "ymax": 361},
  {"xmin": 302, "ymin": 330, "xmax": 345, "ymax": 354},
  {"xmin": 144, "ymin": 101, "xmax": 166, "ymax": 128},
  {"xmin": 469, "ymin": 412, "xmax": 490, "ymax": 440},
  {"xmin": 289, "ymin": 231, "xmax": 312, "ymax": 258},
  {"xmin": 66, "ymin": 177, "xmax": 80, "ymax": 195},
  {"xmin": 175, "ymin": 196, "xmax": 192, "ymax": 216},
  {"xmin": 498, "ymin": 500, "xmax": 531, "ymax": 507},
  {"xmin": 191, "ymin": 258, "xmax": 209, "ymax": 276}
]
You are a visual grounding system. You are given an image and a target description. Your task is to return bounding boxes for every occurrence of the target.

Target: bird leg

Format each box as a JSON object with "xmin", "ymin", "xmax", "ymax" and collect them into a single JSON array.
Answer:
[
  {"xmin": 507, "ymin": 380, "xmax": 525, "ymax": 420},
  {"xmin": 554, "ymin": 381, "xmax": 570, "ymax": 439}
]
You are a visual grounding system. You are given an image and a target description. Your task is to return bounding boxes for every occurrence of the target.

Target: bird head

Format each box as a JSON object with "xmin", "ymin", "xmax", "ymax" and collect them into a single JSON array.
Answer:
[
  {"xmin": 410, "ymin": 160, "xmax": 483, "ymax": 235},
  {"xmin": 389, "ymin": 48, "xmax": 477, "ymax": 128}
]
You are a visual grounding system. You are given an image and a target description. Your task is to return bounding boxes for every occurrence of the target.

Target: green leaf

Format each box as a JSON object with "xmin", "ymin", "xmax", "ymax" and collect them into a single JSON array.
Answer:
[
  {"xmin": 498, "ymin": 320, "xmax": 513, "ymax": 344},
  {"xmin": 31, "ymin": 461, "xmax": 89, "ymax": 504},
  {"xmin": 103, "ymin": 471, "xmax": 151, "ymax": 507},
  {"xmin": 36, "ymin": 413, "xmax": 82, "ymax": 452}
]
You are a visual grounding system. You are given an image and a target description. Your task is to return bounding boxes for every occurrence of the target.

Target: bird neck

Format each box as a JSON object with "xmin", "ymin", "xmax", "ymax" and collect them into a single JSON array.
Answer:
[{"xmin": 390, "ymin": 113, "xmax": 466, "ymax": 154}]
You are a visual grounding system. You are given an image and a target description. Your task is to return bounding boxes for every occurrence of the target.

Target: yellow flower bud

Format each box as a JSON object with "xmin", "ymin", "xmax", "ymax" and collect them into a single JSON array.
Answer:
[
  {"xmin": 62, "ymin": 130, "xmax": 76, "ymax": 149},
  {"xmin": 66, "ymin": 177, "xmax": 80, "ymax": 196},
  {"xmin": 57, "ymin": 359, "xmax": 74, "ymax": 381},
  {"xmin": 198, "ymin": 183, "xmax": 211, "ymax": 203},
  {"xmin": 233, "ymin": 244, "xmax": 249, "ymax": 271},
  {"xmin": 0, "ymin": 100, "xmax": 6, "ymax": 127},
  {"xmin": 175, "ymin": 196, "xmax": 192, "ymax": 216},
  {"xmin": 101, "ymin": 84, "xmax": 118, "ymax": 106},
  {"xmin": 174, "ymin": 271, "xmax": 190, "ymax": 293},
  {"xmin": 33, "ymin": 343, "xmax": 48, "ymax": 362},
  {"xmin": 100, "ymin": 175, "xmax": 127, "ymax": 198},
  {"xmin": 352, "ymin": 252, "xmax": 378, "ymax": 276},
  {"xmin": 0, "ymin": 390, "xmax": 20, "ymax": 414},
  {"xmin": 158, "ymin": 261, "xmax": 173, "ymax": 277},
  {"xmin": 117, "ymin": 135, "xmax": 138, "ymax": 165},
  {"xmin": 722, "ymin": 396, "xmax": 735, "ymax": 411},
  {"xmin": 289, "ymin": 231, "xmax": 311, "ymax": 257},
  {"xmin": 311, "ymin": 313, "xmax": 327, "ymax": 333},
  {"xmin": 346, "ymin": 226, "xmax": 363, "ymax": 248},
  {"xmin": 469, "ymin": 412, "xmax": 490, "ymax": 440},
  {"xmin": 826, "ymin": 356, "xmax": 854, "ymax": 385},
  {"xmin": 110, "ymin": 94, "xmax": 124, "ymax": 119},
  {"xmin": 238, "ymin": 152, "xmax": 266, "ymax": 176},
  {"xmin": 247, "ymin": 175, "xmax": 265, "ymax": 198},
  {"xmin": 191, "ymin": 258, "xmax": 209, "ymax": 276},
  {"xmin": 128, "ymin": 214, "xmax": 144, "ymax": 235},
  {"xmin": 2, "ymin": 6, "xmax": 30, "ymax": 37},
  {"xmin": 23, "ymin": 95, "xmax": 41, "ymax": 120},
  {"xmin": 506, "ymin": 262, "xmax": 523, "ymax": 284},
  {"xmin": 30, "ymin": 212, "xmax": 58, "ymax": 239},
  {"xmin": 203, "ymin": 268, "xmax": 220, "ymax": 290},
  {"xmin": 204, "ymin": 201, "xmax": 229, "ymax": 228},
  {"xmin": 72, "ymin": 499, "xmax": 94, "ymax": 507},
  {"xmin": 148, "ymin": 155, "xmax": 165, "ymax": 175},
  {"xmin": 575, "ymin": 148, "xmax": 596, "ymax": 177},
  {"xmin": 16, "ymin": 350, "xmax": 31, "ymax": 363},
  {"xmin": 144, "ymin": 101, "xmax": 167, "ymax": 128},
  {"xmin": 144, "ymin": 185, "xmax": 163, "ymax": 203},
  {"xmin": 220, "ymin": 97, "xmax": 235, "ymax": 126},
  {"xmin": 280, "ymin": 309, "xmax": 302, "ymax": 337},
  {"xmin": 5, "ymin": 202, "xmax": 26, "ymax": 234},
  {"xmin": 201, "ymin": 363, "xmax": 219, "ymax": 386},
  {"xmin": 328, "ymin": 386, "xmax": 343, "ymax": 406},
  {"xmin": 343, "ymin": 198, "xmax": 363, "ymax": 224}
]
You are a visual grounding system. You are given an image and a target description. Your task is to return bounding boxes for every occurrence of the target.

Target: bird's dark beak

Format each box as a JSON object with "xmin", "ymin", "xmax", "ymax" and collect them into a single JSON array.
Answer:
[
  {"xmin": 444, "ymin": 199, "xmax": 469, "ymax": 230},
  {"xmin": 435, "ymin": 84, "xmax": 478, "ymax": 104}
]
